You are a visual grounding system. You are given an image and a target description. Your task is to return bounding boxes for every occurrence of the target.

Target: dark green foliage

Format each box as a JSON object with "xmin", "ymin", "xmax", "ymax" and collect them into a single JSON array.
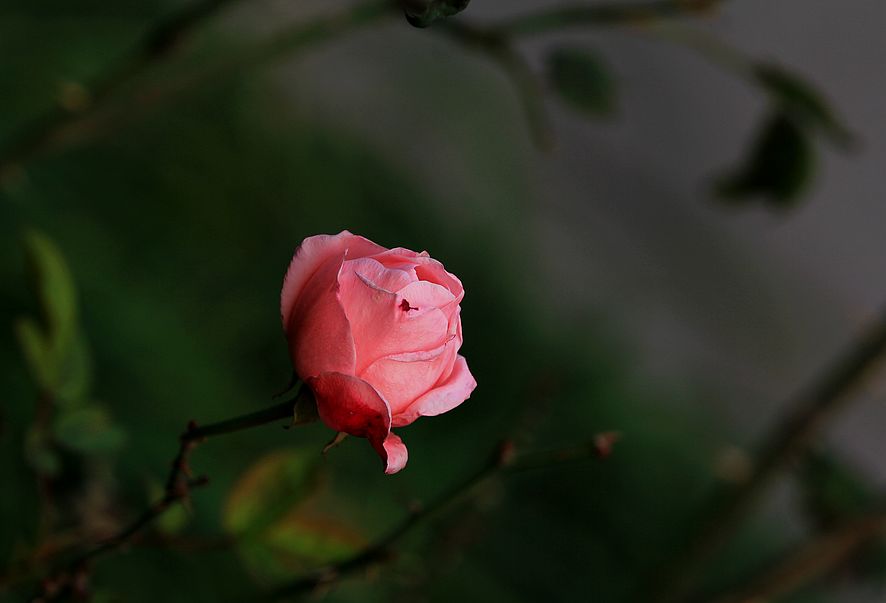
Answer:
[
  {"xmin": 716, "ymin": 111, "xmax": 815, "ymax": 208},
  {"xmin": 402, "ymin": 0, "xmax": 471, "ymax": 28},
  {"xmin": 547, "ymin": 47, "xmax": 617, "ymax": 118}
]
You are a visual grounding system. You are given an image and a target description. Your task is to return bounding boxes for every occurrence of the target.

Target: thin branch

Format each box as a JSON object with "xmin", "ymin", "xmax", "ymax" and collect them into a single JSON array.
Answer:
[
  {"xmin": 492, "ymin": 0, "xmax": 729, "ymax": 37},
  {"xmin": 0, "ymin": 0, "xmax": 733, "ymax": 175},
  {"xmin": 644, "ymin": 308, "xmax": 886, "ymax": 603},
  {"xmin": 438, "ymin": 21, "xmax": 554, "ymax": 149},
  {"xmin": 32, "ymin": 396, "xmax": 299, "ymax": 602},
  {"xmin": 703, "ymin": 504, "xmax": 886, "ymax": 603},
  {"xmin": 0, "ymin": 0, "xmax": 398, "ymax": 177},
  {"xmin": 0, "ymin": 0, "xmax": 243, "ymax": 178},
  {"xmin": 266, "ymin": 434, "xmax": 615, "ymax": 600}
]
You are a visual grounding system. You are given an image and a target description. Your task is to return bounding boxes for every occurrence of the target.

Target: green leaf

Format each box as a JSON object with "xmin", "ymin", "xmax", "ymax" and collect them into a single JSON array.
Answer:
[
  {"xmin": 237, "ymin": 512, "xmax": 365, "ymax": 583},
  {"xmin": 147, "ymin": 481, "xmax": 190, "ymax": 535},
  {"xmin": 53, "ymin": 331, "xmax": 94, "ymax": 405},
  {"xmin": 548, "ymin": 47, "xmax": 617, "ymax": 118},
  {"xmin": 223, "ymin": 449, "xmax": 320, "ymax": 538},
  {"xmin": 716, "ymin": 111, "xmax": 815, "ymax": 208},
  {"xmin": 22, "ymin": 230, "xmax": 78, "ymax": 349},
  {"xmin": 403, "ymin": 0, "xmax": 471, "ymax": 28},
  {"xmin": 548, "ymin": 48, "xmax": 616, "ymax": 118},
  {"xmin": 755, "ymin": 63, "xmax": 853, "ymax": 147},
  {"xmin": 52, "ymin": 406, "xmax": 126, "ymax": 454},
  {"xmin": 17, "ymin": 230, "xmax": 92, "ymax": 402},
  {"xmin": 14, "ymin": 317, "xmax": 57, "ymax": 391}
]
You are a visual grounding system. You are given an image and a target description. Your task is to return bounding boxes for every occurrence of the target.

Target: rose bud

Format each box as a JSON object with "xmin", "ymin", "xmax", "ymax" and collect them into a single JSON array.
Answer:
[{"xmin": 281, "ymin": 231, "xmax": 477, "ymax": 474}]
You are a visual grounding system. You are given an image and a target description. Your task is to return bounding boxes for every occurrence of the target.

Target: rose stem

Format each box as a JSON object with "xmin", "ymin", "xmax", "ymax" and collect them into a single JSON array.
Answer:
[
  {"xmin": 33, "ymin": 392, "xmax": 305, "ymax": 602},
  {"xmin": 267, "ymin": 434, "xmax": 616, "ymax": 600}
]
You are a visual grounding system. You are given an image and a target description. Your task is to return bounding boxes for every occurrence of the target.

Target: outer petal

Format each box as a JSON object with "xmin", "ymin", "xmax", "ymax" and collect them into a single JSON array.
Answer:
[
  {"xmin": 360, "ymin": 337, "xmax": 456, "ymax": 416},
  {"xmin": 286, "ymin": 252, "xmax": 355, "ymax": 377},
  {"xmin": 393, "ymin": 355, "xmax": 476, "ymax": 427},
  {"xmin": 307, "ymin": 372, "xmax": 408, "ymax": 473},
  {"xmin": 380, "ymin": 432, "xmax": 408, "ymax": 475},
  {"xmin": 280, "ymin": 231, "xmax": 386, "ymax": 329}
]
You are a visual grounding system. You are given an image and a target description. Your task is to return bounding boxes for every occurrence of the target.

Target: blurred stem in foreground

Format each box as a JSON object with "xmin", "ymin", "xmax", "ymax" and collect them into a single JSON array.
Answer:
[
  {"xmin": 644, "ymin": 308, "xmax": 886, "ymax": 603},
  {"xmin": 704, "ymin": 502, "xmax": 886, "ymax": 603},
  {"xmin": 267, "ymin": 433, "xmax": 619, "ymax": 600},
  {"xmin": 32, "ymin": 395, "xmax": 303, "ymax": 602}
]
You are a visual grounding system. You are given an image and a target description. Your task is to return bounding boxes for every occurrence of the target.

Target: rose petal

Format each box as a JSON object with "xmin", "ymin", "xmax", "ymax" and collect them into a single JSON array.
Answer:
[
  {"xmin": 338, "ymin": 264, "xmax": 450, "ymax": 373},
  {"xmin": 393, "ymin": 355, "xmax": 476, "ymax": 427},
  {"xmin": 280, "ymin": 231, "xmax": 385, "ymax": 329},
  {"xmin": 360, "ymin": 337, "xmax": 457, "ymax": 416},
  {"xmin": 308, "ymin": 372, "xmax": 391, "ymax": 437},
  {"xmin": 397, "ymin": 280, "xmax": 460, "ymax": 323},
  {"xmin": 286, "ymin": 252, "xmax": 356, "ymax": 377},
  {"xmin": 347, "ymin": 257, "xmax": 416, "ymax": 294},
  {"xmin": 414, "ymin": 258, "xmax": 464, "ymax": 300},
  {"xmin": 307, "ymin": 372, "xmax": 410, "ymax": 474},
  {"xmin": 375, "ymin": 249, "xmax": 463, "ymax": 299},
  {"xmin": 380, "ymin": 432, "xmax": 408, "ymax": 474}
]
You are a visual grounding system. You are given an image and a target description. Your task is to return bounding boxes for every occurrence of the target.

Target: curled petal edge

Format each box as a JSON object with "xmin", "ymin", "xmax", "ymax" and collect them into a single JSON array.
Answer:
[{"xmin": 307, "ymin": 371, "xmax": 409, "ymax": 474}]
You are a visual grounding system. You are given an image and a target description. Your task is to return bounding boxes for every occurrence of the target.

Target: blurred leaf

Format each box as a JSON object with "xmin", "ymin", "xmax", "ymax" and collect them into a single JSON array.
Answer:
[
  {"xmin": 14, "ymin": 317, "xmax": 56, "ymax": 391},
  {"xmin": 223, "ymin": 449, "xmax": 320, "ymax": 538},
  {"xmin": 52, "ymin": 406, "xmax": 126, "ymax": 453},
  {"xmin": 755, "ymin": 63, "xmax": 853, "ymax": 147},
  {"xmin": 238, "ymin": 512, "xmax": 365, "ymax": 583},
  {"xmin": 147, "ymin": 481, "xmax": 190, "ymax": 535},
  {"xmin": 24, "ymin": 427, "xmax": 61, "ymax": 476},
  {"xmin": 22, "ymin": 230, "xmax": 78, "ymax": 348},
  {"xmin": 17, "ymin": 230, "xmax": 93, "ymax": 403},
  {"xmin": 547, "ymin": 47, "xmax": 617, "ymax": 118},
  {"xmin": 403, "ymin": 0, "xmax": 471, "ymax": 28},
  {"xmin": 52, "ymin": 331, "xmax": 94, "ymax": 405},
  {"xmin": 716, "ymin": 111, "xmax": 815, "ymax": 208}
]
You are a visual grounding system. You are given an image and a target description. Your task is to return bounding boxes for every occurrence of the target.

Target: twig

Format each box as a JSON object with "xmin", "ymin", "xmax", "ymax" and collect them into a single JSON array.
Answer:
[
  {"xmin": 438, "ymin": 21, "xmax": 554, "ymax": 149},
  {"xmin": 0, "ymin": 0, "xmax": 732, "ymax": 175},
  {"xmin": 703, "ymin": 504, "xmax": 886, "ymax": 603},
  {"xmin": 491, "ymin": 0, "xmax": 728, "ymax": 37},
  {"xmin": 0, "ymin": 0, "xmax": 398, "ymax": 178},
  {"xmin": 0, "ymin": 0, "xmax": 243, "ymax": 178},
  {"xmin": 32, "ymin": 398, "xmax": 299, "ymax": 602},
  {"xmin": 644, "ymin": 308, "xmax": 886, "ymax": 603},
  {"xmin": 266, "ymin": 434, "xmax": 616, "ymax": 600}
]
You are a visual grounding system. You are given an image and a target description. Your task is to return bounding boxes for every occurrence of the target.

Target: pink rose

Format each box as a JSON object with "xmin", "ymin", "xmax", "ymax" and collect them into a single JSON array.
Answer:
[{"xmin": 280, "ymin": 231, "xmax": 477, "ymax": 474}]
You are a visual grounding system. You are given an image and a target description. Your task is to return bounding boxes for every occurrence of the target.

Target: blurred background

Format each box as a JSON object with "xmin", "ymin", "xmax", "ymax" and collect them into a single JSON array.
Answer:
[{"xmin": 1, "ymin": 0, "xmax": 885, "ymax": 602}]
